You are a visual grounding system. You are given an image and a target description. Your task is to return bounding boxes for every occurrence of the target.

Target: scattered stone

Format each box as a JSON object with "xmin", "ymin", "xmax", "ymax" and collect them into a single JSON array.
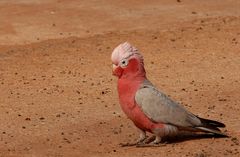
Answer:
[
  {"xmin": 218, "ymin": 98, "xmax": 227, "ymax": 101},
  {"xmin": 25, "ymin": 118, "xmax": 31, "ymax": 121},
  {"xmin": 231, "ymin": 137, "xmax": 239, "ymax": 145},
  {"xmin": 39, "ymin": 117, "xmax": 45, "ymax": 120},
  {"xmin": 56, "ymin": 114, "xmax": 61, "ymax": 117}
]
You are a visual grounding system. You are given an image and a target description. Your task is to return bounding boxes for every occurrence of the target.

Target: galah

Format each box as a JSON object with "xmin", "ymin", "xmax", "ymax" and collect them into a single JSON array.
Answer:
[{"xmin": 111, "ymin": 42, "xmax": 227, "ymax": 146}]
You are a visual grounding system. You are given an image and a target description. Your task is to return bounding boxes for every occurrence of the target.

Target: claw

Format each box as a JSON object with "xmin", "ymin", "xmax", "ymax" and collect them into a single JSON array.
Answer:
[
  {"xmin": 119, "ymin": 142, "xmax": 136, "ymax": 147},
  {"xmin": 135, "ymin": 135, "xmax": 167, "ymax": 147},
  {"xmin": 119, "ymin": 141, "xmax": 143, "ymax": 147},
  {"xmin": 143, "ymin": 135, "xmax": 155, "ymax": 144},
  {"xmin": 120, "ymin": 129, "xmax": 147, "ymax": 147},
  {"xmin": 119, "ymin": 137, "xmax": 148, "ymax": 147},
  {"xmin": 136, "ymin": 143, "xmax": 167, "ymax": 147}
]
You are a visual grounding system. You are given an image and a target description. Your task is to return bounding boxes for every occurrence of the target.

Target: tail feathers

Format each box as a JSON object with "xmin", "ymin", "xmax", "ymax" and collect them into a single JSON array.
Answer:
[
  {"xmin": 198, "ymin": 117, "xmax": 226, "ymax": 128},
  {"xmin": 195, "ymin": 126, "xmax": 228, "ymax": 137},
  {"xmin": 195, "ymin": 116, "xmax": 228, "ymax": 137}
]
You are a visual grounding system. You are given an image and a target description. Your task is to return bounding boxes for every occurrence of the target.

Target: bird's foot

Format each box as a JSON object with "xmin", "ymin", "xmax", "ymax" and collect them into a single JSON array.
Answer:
[
  {"xmin": 120, "ymin": 130, "xmax": 148, "ymax": 147},
  {"xmin": 120, "ymin": 139, "xmax": 147, "ymax": 147},
  {"xmin": 135, "ymin": 142, "xmax": 167, "ymax": 147},
  {"xmin": 119, "ymin": 142, "xmax": 140, "ymax": 147},
  {"xmin": 120, "ymin": 137, "xmax": 167, "ymax": 147},
  {"xmin": 135, "ymin": 135, "xmax": 167, "ymax": 147},
  {"xmin": 120, "ymin": 135, "xmax": 148, "ymax": 147},
  {"xmin": 143, "ymin": 135, "xmax": 156, "ymax": 144}
]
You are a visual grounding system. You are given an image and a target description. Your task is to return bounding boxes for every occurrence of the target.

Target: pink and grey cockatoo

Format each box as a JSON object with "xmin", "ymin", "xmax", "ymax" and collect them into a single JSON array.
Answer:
[{"xmin": 111, "ymin": 42, "xmax": 227, "ymax": 146}]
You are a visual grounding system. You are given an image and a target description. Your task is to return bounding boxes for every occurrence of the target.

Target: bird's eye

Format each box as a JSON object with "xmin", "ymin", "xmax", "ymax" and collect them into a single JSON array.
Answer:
[{"xmin": 120, "ymin": 59, "xmax": 128, "ymax": 68}]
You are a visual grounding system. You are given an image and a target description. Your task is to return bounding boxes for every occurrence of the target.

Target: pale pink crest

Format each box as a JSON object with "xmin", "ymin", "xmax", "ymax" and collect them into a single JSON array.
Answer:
[{"xmin": 111, "ymin": 42, "xmax": 143, "ymax": 65}]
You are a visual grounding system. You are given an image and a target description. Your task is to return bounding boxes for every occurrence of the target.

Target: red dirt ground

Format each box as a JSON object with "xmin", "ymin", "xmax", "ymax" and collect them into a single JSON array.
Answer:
[{"xmin": 0, "ymin": 0, "xmax": 239, "ymax": 156}]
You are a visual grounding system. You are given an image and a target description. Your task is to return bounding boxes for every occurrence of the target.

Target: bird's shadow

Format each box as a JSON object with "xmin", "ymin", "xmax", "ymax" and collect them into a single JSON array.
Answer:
[
  {"xmin": 162, "ymin": 132, "xmax": 228, "ymax": 144},
  {"xmin": 120, "ymin": 132, "xmax": 229, "ymax": 147}
]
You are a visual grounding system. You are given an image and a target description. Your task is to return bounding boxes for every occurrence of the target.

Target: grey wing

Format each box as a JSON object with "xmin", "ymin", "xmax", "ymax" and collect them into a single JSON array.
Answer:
[{"xmin": 135, "ymin": 82, "xmax": 201, "ymax": 127}]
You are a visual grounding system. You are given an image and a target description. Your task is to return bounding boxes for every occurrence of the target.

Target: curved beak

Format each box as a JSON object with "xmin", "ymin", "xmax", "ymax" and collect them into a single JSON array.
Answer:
[
  {"xmin": 112, "ymin": 64, "xmax": 123, "ymax": 77},
  {"xmin": 112, "ymin": 64, "xmax": 118, "ymax": 76}
]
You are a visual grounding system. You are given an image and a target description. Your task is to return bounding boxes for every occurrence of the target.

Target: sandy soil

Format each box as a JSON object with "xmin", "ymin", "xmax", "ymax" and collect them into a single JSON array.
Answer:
[{"xmin": 0, "ymin": 0, "xmax": 240, "ymax": 156}]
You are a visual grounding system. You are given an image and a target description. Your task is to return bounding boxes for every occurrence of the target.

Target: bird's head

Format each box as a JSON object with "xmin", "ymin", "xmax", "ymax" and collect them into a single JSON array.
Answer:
[{"xmin": 111, "ymin": 42, "xmax": 146, "ymax": 78}]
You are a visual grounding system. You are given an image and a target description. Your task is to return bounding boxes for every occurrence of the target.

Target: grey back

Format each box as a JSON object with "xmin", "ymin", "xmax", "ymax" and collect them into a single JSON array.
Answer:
[{"xmin": 135, "ymin": 80, "xmax": 201, "ymax": 127}]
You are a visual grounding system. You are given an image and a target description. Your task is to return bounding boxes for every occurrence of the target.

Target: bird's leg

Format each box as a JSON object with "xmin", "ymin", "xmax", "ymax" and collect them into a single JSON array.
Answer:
[
  {"xmin": 143, "ymin": 135, "xmax": 156, "ymax": 144},
  {"xmin": 120, "ymin": 129, "xmax": 146, "ymax": 147},
  {"xmin": 136, "ymin": 135, "xmax": 167, "ymax": 147},
  {"xmin": 137, "ymin": 129, "xmax": 147, "ymax": 143},
  {"xmin": 153, "ymin": 135, "xmax": 161, "ymax": 144}
]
